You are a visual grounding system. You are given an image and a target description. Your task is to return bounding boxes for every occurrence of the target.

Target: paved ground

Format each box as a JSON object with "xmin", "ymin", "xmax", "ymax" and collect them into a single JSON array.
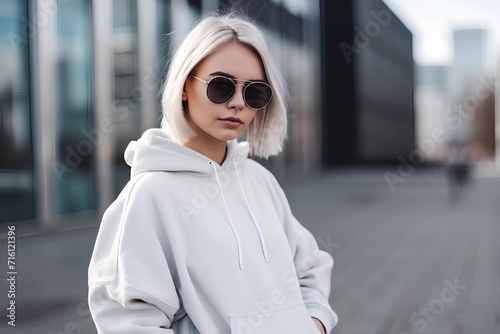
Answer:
[{"xmin": 0, "ymin": 164, "xmax": 499, "ymax": 333}]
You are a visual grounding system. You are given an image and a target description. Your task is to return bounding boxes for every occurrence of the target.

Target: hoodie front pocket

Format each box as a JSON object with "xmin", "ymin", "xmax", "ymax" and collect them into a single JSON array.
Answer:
[{"xmin": 229, "ymin": 303, "xmax": 319, "ymax": 334}]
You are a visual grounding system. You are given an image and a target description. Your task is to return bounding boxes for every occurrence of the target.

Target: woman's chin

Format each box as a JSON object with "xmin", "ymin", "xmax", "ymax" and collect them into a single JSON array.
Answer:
[{"xmin": 214, "ymin": 130, "xmax": 244, "ymax": 142}]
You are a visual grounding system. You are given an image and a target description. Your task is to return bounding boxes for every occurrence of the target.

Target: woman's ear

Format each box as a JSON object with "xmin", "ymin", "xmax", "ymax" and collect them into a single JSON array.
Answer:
[
  {"xmin": 183, "ymin": 73, "xmax": 194, "ymax": 101},
  {"xmin": 182, "ymin": 84, "xmax": 188, "ymax": 101}
]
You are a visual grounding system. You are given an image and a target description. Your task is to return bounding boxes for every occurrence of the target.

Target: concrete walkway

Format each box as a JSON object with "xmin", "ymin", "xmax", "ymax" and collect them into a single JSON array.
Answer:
[{"xmin": 0, "ymin": 165, "xmax": 499, "ymax": 333}]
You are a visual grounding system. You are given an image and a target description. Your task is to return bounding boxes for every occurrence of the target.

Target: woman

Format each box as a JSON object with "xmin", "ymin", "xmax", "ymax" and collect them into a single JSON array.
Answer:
[{"xmin": 88, "ymin": 13, "xmax": 338, "ymax": 333}]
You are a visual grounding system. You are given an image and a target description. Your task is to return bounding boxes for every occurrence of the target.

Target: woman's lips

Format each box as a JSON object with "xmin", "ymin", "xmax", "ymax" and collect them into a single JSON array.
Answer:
[
  {"xmin": 219, "ymin": 116, "xmax": 243, "ymax": 123},
  {"xmin": 219, "ymin": 117, "xmax": 243, "ymax": 128}
]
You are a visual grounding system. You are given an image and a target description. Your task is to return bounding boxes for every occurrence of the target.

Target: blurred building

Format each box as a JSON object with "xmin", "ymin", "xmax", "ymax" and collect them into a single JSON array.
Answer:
[
  {"xmin": 470, "ymin": 89, "xmax": 495, "ymax": 159},
  {"xmin": 0, "ymin": 0, "xmax": 325, "ymax": 226},
  {"xmin": 413, "ymin": 29, "xmax": 496, "ymax": 166},
  {"xmin": 450, "ymin": 29, "xmax": 489, "ymax": 100},
  {"xmin": 320, "ymin": 0, "xmax": 414, "ymax": 165},
  {"xmin": 447, "ymin": 29, "xmax": 490, "ymax": 159},
  {"xmin": 415, "ymin": 65, "xmax": 448, "ymax": 163},
  {"xmin": 1, "ymin": 0, "xmax": 414, "ymax": 226},
  {"xmin": 0, "ymin": 2, "xmax": 33, "ymax": 223}
]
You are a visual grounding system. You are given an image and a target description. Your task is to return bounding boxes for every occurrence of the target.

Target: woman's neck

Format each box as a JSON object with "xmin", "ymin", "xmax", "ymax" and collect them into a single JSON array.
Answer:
[{"xmin": 184, "ymin": 136, "xmax": 227, "ymax": 165}]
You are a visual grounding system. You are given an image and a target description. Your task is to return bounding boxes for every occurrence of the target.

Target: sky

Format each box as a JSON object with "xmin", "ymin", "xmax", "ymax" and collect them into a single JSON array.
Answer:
[{"xmin": 382, "ymin": 0, "xmax": 500, "ymax": 68}]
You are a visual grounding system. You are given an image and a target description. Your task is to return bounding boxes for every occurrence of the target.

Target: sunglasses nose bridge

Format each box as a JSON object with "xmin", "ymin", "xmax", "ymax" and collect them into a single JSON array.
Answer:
[{"xmin": 227, "ymin": 83, "xmax": 246, "ymax": 107}]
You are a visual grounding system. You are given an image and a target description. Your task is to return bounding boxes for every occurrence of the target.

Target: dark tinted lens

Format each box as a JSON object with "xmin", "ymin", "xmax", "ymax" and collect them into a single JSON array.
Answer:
[
  {"xmin": 206, "ymin": 77, "xmax": 235, "ymax": 104},
  {"xmin": 244, "ymin": 83, "xmax": 273, "ymax": 109}
]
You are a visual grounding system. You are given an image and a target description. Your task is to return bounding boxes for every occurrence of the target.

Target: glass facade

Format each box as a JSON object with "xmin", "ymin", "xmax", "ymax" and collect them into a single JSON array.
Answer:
[
  {"xmin": 1, "ymin": 0, "xmax": 322, "ymax": 226},
  {"xmin": 112, "ymin": 0, "xmax": 140, "ymax": 195},
  {"xmin": 156, "ymin": 0, "xmax": 172, "ymax": 85},
  {"xmin": 54, "ymin": 0, "xmax": 96, "ymax": 215},
  {"xmin": 0, "ymin": 0, "xmax": 34, "ymax": 223}
]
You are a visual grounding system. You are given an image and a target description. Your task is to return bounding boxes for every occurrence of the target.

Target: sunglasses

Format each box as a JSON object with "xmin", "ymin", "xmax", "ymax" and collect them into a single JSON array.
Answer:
[{"xmin": 190, "ymin": 75, "xmax": 273, "ymax": 110}]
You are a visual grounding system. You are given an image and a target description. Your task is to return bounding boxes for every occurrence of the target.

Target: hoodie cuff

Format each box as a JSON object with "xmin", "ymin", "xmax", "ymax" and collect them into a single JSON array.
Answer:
[{"xmin": 308, "ymin": 306, "xmax": 338, "ymax": 333}]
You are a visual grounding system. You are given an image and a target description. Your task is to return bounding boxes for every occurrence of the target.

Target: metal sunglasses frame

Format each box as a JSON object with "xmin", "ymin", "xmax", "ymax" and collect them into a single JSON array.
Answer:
[{"xmin": 190, "ymin": 75, "xmax": 273, "ymax": 110}]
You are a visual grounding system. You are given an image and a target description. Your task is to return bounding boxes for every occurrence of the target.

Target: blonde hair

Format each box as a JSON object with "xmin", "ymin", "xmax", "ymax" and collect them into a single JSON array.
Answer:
[{"xmin": 160, "ymin": 13, "xmax": 288, "ymax": 158}]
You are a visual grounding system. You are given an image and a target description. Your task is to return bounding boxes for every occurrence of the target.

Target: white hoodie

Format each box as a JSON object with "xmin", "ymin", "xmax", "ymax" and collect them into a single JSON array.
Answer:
[{"xmin": 88, "ymin": 128, "xmax": 338, "ymax": 333}]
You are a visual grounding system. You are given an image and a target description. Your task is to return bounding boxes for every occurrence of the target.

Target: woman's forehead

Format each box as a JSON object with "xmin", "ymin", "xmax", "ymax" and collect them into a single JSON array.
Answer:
[{"xmin": 196, "ymin": 43, "xmax": 265, "ymax": 81}]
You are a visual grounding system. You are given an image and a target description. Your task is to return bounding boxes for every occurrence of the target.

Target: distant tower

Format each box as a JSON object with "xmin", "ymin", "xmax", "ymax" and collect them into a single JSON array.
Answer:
[
  {"xmin": 450, "ymin": 29, "xmax": 488, "ymax": 100},
  {"xmin": 447, "ymin": 29, "xmax": 489, "ymax": 159},
  {"xmin": 415, "ymin": 65, "xmax": 448, "ymax": 162}
]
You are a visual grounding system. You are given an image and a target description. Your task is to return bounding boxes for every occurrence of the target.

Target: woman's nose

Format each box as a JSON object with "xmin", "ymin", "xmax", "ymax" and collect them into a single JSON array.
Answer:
[{"xmin": 227, "ymin": 85, "xmax": 245, "ymax": 110}]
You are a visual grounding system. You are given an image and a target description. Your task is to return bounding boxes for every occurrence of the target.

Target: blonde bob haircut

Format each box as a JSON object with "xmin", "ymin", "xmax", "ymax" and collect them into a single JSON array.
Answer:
[{"xmin": 160, "ymin": 13, "xmax": 288, "ymax": 159}]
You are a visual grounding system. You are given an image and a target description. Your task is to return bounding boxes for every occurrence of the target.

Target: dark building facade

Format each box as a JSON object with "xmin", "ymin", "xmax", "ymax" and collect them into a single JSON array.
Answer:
[{"xmin": 320, "ymin": 0, "xmax": 414, "ymax": 165}]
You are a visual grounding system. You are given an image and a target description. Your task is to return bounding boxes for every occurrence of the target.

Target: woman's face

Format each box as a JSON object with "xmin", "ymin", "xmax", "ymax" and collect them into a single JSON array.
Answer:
[{"xmin": 183, "ymin": 42, "xmax": 266, "ymax": 143}]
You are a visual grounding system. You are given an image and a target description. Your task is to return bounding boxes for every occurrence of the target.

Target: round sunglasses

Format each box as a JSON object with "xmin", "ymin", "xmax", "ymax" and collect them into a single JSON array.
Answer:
[{"xmin": 190, "ymin": 75, "xmax": 273, "ymax": 110}]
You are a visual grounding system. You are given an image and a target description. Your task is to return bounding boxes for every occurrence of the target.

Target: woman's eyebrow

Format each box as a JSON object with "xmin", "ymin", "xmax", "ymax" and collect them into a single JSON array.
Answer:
[{"xmin": 209, "ymin": 71, "xmax": 235, "ymax": 78}]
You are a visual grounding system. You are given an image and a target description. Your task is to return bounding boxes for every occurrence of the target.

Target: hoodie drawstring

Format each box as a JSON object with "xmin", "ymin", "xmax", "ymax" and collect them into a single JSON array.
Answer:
[
  {"xmin": 208, "ymin": 158, "xmax": 270, "ymax": 270},
  {"xmin": 231, "ymin": 155, "xmax": 269, "ymax": 263},
  {"xmin": 208, "ymin": 161, "xmax": 244, "ymax": 270}
]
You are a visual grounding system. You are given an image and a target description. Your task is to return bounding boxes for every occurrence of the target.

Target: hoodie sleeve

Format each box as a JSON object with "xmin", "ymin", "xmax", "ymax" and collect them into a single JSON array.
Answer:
[
  {"xmin": 88, "ymin": 176, "xmax": 180, "ymax": 333},
  {"xmin": 271, "ymin": 179, "xmax": 339, "ymax": 333}
]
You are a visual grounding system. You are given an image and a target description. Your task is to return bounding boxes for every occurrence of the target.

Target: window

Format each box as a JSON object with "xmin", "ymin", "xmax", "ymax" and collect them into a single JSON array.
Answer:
[
  {"xmin": 0, "ymin": 1, "xmax": 34, "ymax": 223},
  {"xmin": 54, "ymin": 0, "xmax": 96, "ymax": 214},
  {"xmin": 112, "ymin": 0, "xmax": 140, "ymax": 195}
]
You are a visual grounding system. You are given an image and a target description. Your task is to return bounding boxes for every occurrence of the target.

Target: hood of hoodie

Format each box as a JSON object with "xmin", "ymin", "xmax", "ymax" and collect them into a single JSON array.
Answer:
[{"xmin": 124, "ymin": 128, "xmax": 250, "ymax": 177}]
